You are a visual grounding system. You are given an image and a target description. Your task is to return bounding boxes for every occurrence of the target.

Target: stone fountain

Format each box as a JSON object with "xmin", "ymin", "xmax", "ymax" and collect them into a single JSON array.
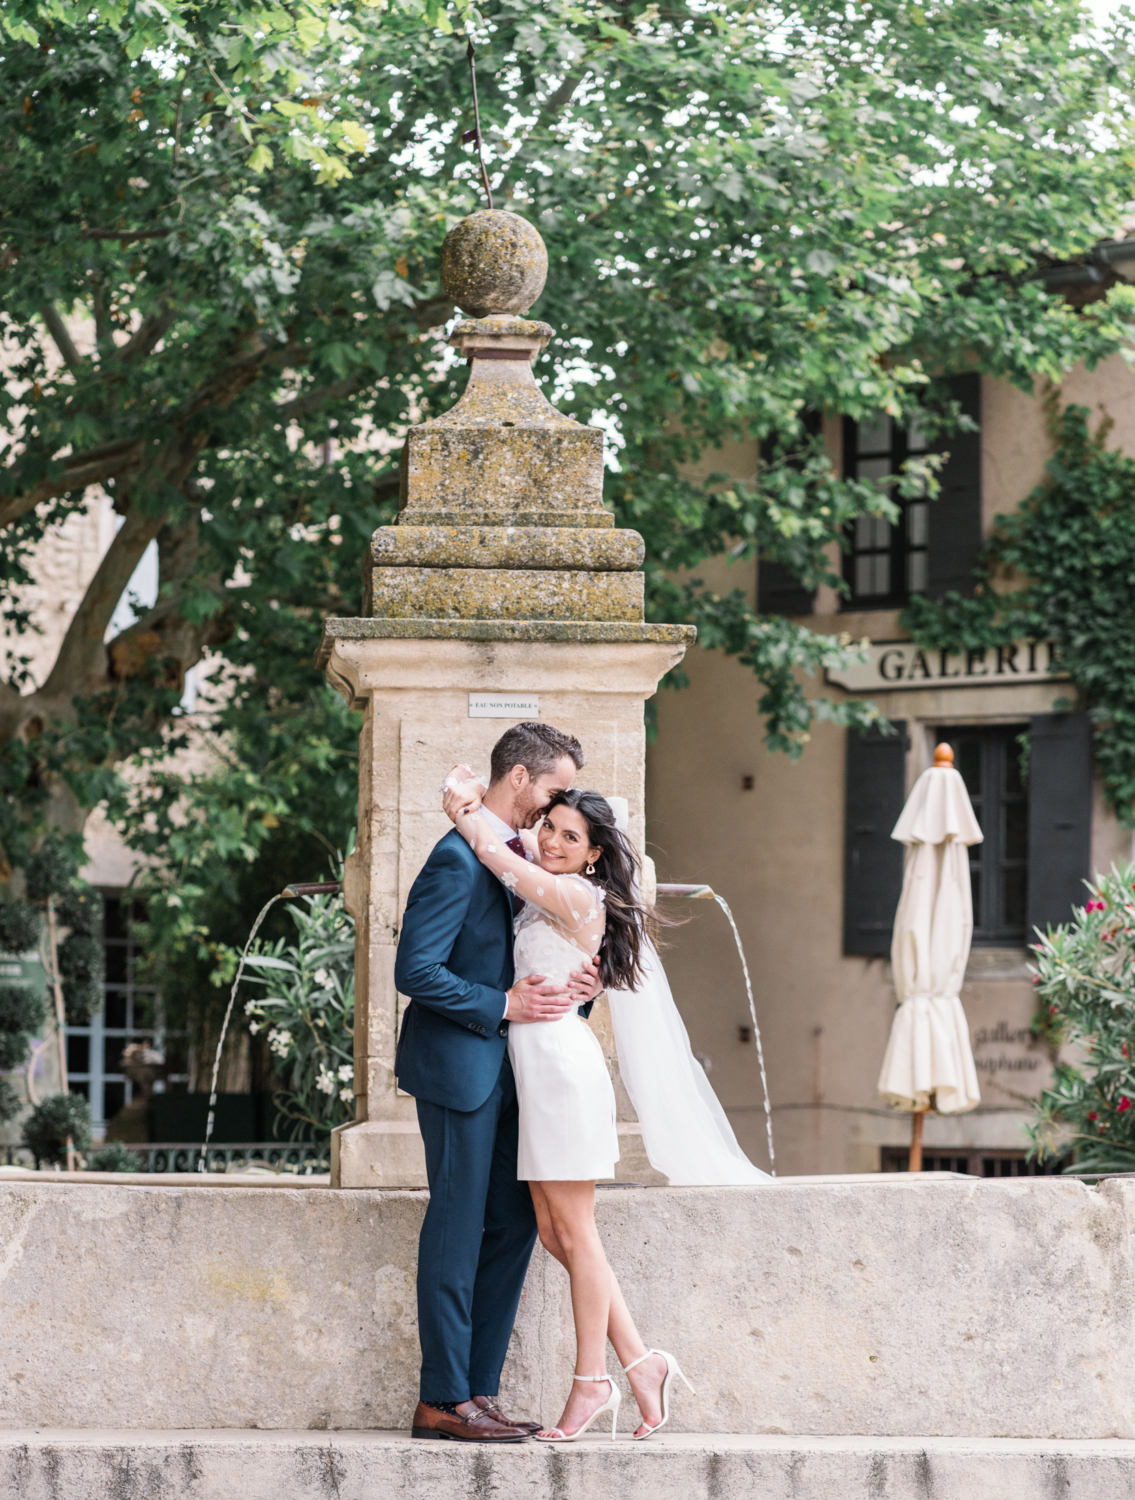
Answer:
[{"xmin": 318, "ymin": 209, "xmax": 692, "ymax": 1187}]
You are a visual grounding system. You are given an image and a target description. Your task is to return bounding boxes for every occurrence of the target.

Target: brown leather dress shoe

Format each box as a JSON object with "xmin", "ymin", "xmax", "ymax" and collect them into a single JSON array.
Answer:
[
  {"xmin": 472, "ymin": 1394, "xmax": 541, "ymax": 1434},
  {"xmin": 411, "ymin": 1401, "xmax": 529, "ymax": 1442}
]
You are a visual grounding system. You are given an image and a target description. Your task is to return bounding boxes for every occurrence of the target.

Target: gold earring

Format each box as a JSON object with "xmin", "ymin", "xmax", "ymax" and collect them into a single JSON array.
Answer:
[{"xmin": 586, "ymin": 861, "xmax": 596, "ymax": 876}]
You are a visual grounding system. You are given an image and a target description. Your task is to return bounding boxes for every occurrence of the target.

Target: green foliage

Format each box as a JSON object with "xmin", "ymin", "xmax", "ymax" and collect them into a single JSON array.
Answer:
[
  {"xmin": 0, "ymin": 1076, "xmax": 20, "ymax": 1125},
  {"xmin": 57, "ymin": 887, "xmax": 104, "ymax": 939},
  {"xmin": 0, "ymin": 1031, "xmax": 28, "ymax": 1071},
  {"xmin": 24, "ymin": 841, "xmax": 79, "ymax": 904},
  {"xmin": 123, "ymin": 685, "xmax": 359, "ymax": 1047},
  {"xmin": 86, "ymin": 1140, "xmax": 141, "ymax": 1172},
  {"xmin": 3, "ymin": 0, "xmax": 467, "ymax": 178},
  {"xmin": 21, "ymin": 1091, "xmax": 92, "ymax": 1167},
  {"xmin": 0, "ymin": 983, "xmax": 45, "ymax": 1037},
  {"xmin": 0, "ymin": 901, "xmax": 42, "ymax": 955},
  {"xmin": 240, "ymin": 895, "xmax": 355, "ymax": 1141},
  {"xmin": 1029, "ymin": 865, "xmax": 1135, "ymax": 1173},
  {"xmin": 61, "ymin": 978, "xmax": 103, "ymax": 1026},
  {"xmin": 904, "ymin": 401, "xmax": 1135, "ymax": 825}
]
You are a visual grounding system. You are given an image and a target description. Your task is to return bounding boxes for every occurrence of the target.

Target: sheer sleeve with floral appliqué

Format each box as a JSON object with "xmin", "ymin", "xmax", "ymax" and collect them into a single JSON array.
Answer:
[{"xmin": 453, "ymin": 810, "xmax": 606, "ymax": 957}]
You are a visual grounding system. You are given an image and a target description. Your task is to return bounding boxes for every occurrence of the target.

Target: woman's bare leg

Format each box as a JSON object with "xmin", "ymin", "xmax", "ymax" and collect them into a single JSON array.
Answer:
[
  {"xmin": 528, "ymin": 1182, "xmax": 667, "ymax": 1438},
  {"xmin": 530, "ymin": 1180, "xmax": 617, "ymax": 1437}
]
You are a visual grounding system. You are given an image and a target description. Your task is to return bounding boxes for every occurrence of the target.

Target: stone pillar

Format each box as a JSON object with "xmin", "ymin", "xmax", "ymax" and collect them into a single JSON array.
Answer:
[{"xmin": 320, "ymin": 210, "xmax": 692, "ymax": 1188}]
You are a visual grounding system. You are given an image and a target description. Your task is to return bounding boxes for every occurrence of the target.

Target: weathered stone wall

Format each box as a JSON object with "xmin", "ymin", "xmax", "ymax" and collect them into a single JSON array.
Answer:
[{"xmin": 1, "ymin": 1175, "xmax": 1133, "ymax": 1438}]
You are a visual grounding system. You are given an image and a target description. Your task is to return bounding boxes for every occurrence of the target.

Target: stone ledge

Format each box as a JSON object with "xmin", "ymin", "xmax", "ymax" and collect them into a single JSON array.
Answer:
[
  {"xmin": 2, "ymin": 1431, "xmax": 1134, "ymax": 1500},
  {"xmin": 3, "ymin": 1177, "xmax": 1135, "ymax": 1437},
  {"xmin": 318, "ymin": 617, "xmax": 696, "ymax": 665},
  {"xmin": 368, "ymin": 568, "xmax": 644, "ymax": 623},
  {"xmin": 370, "ymin": 526, "xmax": 645, "ymax": 572},
  {"xmin": 396, "ymin": 507, "xmax": 617, "ymax": 528}
]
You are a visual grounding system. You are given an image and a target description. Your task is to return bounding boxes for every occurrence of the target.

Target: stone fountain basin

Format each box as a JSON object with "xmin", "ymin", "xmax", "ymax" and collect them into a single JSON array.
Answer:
[{"xmin": 0, "ymin": 1174, "xmax": 1131, "ymax": 1438}]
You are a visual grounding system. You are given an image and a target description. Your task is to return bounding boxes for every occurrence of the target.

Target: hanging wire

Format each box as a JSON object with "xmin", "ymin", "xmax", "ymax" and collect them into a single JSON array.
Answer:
[{"xmin": 463, "ymin": 38, "xmax": 494, "ymax": 209}]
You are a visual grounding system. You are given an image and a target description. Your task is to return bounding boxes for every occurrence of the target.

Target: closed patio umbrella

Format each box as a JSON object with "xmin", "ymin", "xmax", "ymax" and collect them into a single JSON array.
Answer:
[{"xmin": 877, "ymin": 743, "xmax": 983, "ymax": 1170}]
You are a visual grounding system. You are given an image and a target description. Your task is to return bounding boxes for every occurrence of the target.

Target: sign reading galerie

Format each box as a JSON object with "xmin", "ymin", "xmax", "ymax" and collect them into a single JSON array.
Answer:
[
  {"xmin": 826, "ymin": 639, "xmax": 1065, "ymax": 693},
  {"xmin": 468, "ymin": 693, "xmax": 540, "ymax": 719}
]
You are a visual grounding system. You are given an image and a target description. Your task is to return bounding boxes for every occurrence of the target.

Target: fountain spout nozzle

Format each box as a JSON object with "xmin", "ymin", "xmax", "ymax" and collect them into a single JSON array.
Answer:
[
  {"xmin": 282, "ymin": 881, "xmax": 343, "ymax": 898},
  {"xmin": 655, "ymin": 883, "xmax": 716, "ymax": 899}
]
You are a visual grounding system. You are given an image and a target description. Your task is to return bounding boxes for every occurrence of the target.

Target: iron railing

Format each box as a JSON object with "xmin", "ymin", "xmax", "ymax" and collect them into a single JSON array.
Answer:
[{"xmin": 121, "ymin": 1142, "xmax": 330, "ymax": 1174}]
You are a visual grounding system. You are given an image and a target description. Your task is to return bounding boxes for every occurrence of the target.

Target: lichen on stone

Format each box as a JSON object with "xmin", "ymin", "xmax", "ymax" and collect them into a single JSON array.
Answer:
[{"xmin": 440, "ymin": 211, "xmax": 549, "ymax": 317}]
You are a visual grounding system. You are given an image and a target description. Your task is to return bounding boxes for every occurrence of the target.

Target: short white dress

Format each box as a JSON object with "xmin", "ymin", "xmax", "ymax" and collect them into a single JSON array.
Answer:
[
  {"xmin": 508, "ymin": 889, "xmax": 619, "ymax": 1182},
  {"xmin": 450, "ymin": 809, "xmax": 619, "ymax": 1182}
]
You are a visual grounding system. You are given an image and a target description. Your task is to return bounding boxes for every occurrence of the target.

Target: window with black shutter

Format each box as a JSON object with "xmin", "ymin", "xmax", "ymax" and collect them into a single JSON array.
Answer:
[
  {"xmin": 758, "ymin": 410, "xmax": 820, "ymax": 617},
  {"xmin": 1026, "ymin": 712, "xmax": 1093, "ymax": 939},
  {"xmin": 758, "ymin": 560, "xmax": 815, "ymax": 616},
  {"xmin": 843, "ymin": 372, "xmax": 982, "ymax": 609},
  {"xmin": 935, "ymin": 725, "xmax": 1029, "ymax": 944},
  {"xmin": 843, "ymin": 721, "xmax": 909, "ymax": 955},
  {"xmin": 927, "ymin": 372, "xmax": 982, "ymax": 599}
]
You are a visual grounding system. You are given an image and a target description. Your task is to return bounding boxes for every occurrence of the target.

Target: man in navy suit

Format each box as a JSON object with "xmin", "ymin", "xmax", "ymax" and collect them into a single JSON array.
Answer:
[{"xmin": 395, "ymin": 721, "xmax": 600, "ymax": 1443}]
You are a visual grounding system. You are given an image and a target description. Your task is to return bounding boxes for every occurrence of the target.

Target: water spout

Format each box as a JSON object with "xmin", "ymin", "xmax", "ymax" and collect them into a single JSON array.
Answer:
[
  {"xmin": 198, "ymin": 894, "xmax": 285, "ymax": 1169},
  {"xmin": 656, "ymin": 883, "xmax": 776, "ymax": 1176}
]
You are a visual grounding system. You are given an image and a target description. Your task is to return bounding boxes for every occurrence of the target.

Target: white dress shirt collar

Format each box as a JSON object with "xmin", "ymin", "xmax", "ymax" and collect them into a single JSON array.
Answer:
[{"xmin": 479, "ymin": 804, "xmax": 518, "ymax": 842}]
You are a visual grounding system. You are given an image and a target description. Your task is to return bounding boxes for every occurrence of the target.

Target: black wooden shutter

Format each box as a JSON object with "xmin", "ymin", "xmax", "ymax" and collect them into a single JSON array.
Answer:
[
  {"xmin": 927, "ymin": 371, "xmax": 982, "ymax": 599},
  {"xmin": 844, "ymin": 721, "xmax": 909, "ymax": 955},
  {"xmin": 759, "ymin": 408, "xmax": 820, "ymax": 615},
  {"xmin": 758, "ymin": 559, "xmax": 815, "ymax": 616},
  {"xmin": 1026, "ymin": 712, "xmax": 1093, "ymax": 938}
]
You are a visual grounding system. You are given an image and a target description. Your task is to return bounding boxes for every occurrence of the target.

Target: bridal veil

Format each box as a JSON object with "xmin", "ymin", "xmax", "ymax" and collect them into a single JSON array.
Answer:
[{"xmin": 604, "ymin": 798, "xmax": 770, "ymax": 1185}]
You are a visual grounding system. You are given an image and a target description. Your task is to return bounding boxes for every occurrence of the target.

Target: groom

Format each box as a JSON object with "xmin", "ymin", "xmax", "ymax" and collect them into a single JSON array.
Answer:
[{"xmin": 394, "ymin": 721, "xmax": 601, "ymax": 1442}]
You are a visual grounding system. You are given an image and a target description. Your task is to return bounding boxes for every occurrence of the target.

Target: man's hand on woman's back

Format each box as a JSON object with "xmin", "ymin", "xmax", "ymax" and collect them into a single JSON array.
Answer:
[{"xmin": 505, "ymin": 974, "xmax": 575, "ymax": 1024}]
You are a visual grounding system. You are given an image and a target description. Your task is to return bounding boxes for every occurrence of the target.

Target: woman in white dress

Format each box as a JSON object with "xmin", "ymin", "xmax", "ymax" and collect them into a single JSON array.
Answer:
[{"xmin": 443, "ymin": 779, "xmax": 695, "ymax": 1443}]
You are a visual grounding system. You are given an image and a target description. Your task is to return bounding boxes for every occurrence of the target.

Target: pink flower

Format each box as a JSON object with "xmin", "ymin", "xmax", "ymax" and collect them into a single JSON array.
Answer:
[
  {"xmin": 1120, "ymin": 1098, "xmax": 1132, "ymax": 1113},
  {"xmin": 1086, "ymin": 899, "xmax": 1106, "ymax": 913},
  {"xmin": 1088, "ymin": 1112, "xmax": 1099, "ymax": 1121}
]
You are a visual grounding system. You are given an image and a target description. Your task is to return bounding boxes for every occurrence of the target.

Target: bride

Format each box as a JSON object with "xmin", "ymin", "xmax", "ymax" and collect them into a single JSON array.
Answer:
[{"xmin": 442, "ymin": 773, "xmax": 767, "ymax": 1442}]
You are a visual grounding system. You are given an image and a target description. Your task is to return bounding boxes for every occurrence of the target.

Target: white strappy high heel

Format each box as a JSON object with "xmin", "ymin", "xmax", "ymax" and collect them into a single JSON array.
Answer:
[
  {"xmin": 533, "ymin": 1373, "xmax": 621, "ymax": 1442},
  {"xmin": 623, "ymin": 1348, "xmax": 696, "ymax": 1439}
]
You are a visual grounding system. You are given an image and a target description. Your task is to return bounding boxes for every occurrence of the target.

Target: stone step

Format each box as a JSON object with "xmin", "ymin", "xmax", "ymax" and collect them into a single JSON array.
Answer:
[{"xmin": 2, "ymin": 1431, "xmax": 1134, "ymax": 1500}]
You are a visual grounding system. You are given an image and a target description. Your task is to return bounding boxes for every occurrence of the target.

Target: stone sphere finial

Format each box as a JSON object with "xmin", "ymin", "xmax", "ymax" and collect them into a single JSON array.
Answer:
[{"xmin": 440, "ymin": 210, "xmax": 548, "ymax": 317}]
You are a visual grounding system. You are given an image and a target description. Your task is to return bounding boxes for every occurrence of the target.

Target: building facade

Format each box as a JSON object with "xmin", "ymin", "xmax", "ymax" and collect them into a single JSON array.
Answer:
[{"xmin": 646, "ymin": 357, "xmax": 1133, "ymax": 1177}]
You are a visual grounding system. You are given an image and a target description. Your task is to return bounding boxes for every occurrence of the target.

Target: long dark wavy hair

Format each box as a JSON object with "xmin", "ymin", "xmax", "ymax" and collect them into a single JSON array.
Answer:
[{"xmin": 543, "ymin": 789, "xmax": 648, "ymax": 991}]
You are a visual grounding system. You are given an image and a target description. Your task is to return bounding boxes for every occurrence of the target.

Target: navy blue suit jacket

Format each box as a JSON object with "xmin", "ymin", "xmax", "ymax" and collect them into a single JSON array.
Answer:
[{"xmin": 394, "ymin": 829, "xmax": 515, "ymax": 1113}]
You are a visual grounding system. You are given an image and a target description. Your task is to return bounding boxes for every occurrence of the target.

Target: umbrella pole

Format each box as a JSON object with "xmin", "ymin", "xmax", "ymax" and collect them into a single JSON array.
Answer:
[{"xmin": 909, "ymin": 1108, "xmax": 926, "ymax": 1173}]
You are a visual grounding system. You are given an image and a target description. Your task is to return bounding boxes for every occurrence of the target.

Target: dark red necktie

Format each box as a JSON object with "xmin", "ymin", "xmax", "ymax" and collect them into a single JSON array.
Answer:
[{"xmin": 505, "ymin": 835, "xmax": 528, "ymax": 911}]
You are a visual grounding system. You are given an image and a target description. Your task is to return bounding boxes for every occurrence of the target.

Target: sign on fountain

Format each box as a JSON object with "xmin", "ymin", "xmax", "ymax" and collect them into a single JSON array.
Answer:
[{"xmin": 318, "ymin": 209, "xmax": 693, "ymax": 1187}]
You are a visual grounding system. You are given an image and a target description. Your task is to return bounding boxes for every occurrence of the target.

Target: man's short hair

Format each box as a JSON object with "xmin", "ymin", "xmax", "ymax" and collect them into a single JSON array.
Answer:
[{"xmin": 489, "ymin": 722, "xmax": 585, "ymax": 784}]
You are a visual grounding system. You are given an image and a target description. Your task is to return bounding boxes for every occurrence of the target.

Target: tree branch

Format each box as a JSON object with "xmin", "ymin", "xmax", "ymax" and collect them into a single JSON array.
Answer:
[
  {"xmin": 81, "ymin": 227, "xmax": 173, "ymax": 242},
  {"xmin": 41, "ymin": 507, "xmax": 165, "ymax": 696},
  {"xmin": 276, "ymin": 373, "xmax": 369, "ymax": 422},
  {"xmin": 91, "ymin": 280, "xmax": 113, "ymax": 356},
  {"xmin": 115, "ymin": 300, "xmax": 176, "ymax": 364},
  {"xmin": 0, "ymin": 444, "xmax": 144, "ymax": 530},
  {"xmin": 40, "ymin": 304, "xmax": 82, "ymax": 369}
]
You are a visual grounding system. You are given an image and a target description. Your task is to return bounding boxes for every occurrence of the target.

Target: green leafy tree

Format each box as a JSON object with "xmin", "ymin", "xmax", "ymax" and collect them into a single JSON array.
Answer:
[
  {"xmin": 1030, "ymin": 865, "xmax": 1135, "ymax": 1173},
  {"xmin": 2, "ymin": 0, "xmax": 1135, "ymax": 1050}
]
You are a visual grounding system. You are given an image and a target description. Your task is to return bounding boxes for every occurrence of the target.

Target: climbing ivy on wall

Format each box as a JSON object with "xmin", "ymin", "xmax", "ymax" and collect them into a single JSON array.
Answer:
[{"xmin": 902, "ymin": 397, "xmax": 1135, "ymax": 826}]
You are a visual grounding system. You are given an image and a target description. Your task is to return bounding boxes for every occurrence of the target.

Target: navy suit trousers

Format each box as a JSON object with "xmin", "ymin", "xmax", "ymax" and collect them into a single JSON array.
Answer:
[{"xmin": 415, "ymin": 1051, "xmax": 538, "ymax": 1401}]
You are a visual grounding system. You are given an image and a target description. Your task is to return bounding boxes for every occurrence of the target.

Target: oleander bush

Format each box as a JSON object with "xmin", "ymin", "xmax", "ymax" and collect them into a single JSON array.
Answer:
[
  {"xmin": 240, "ymin": 894, "xmax": 355, "ymax": 1141},
  {"xmin": 1030, "ymin": 863, "xmax": 1135, "ymax": 1172}
]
